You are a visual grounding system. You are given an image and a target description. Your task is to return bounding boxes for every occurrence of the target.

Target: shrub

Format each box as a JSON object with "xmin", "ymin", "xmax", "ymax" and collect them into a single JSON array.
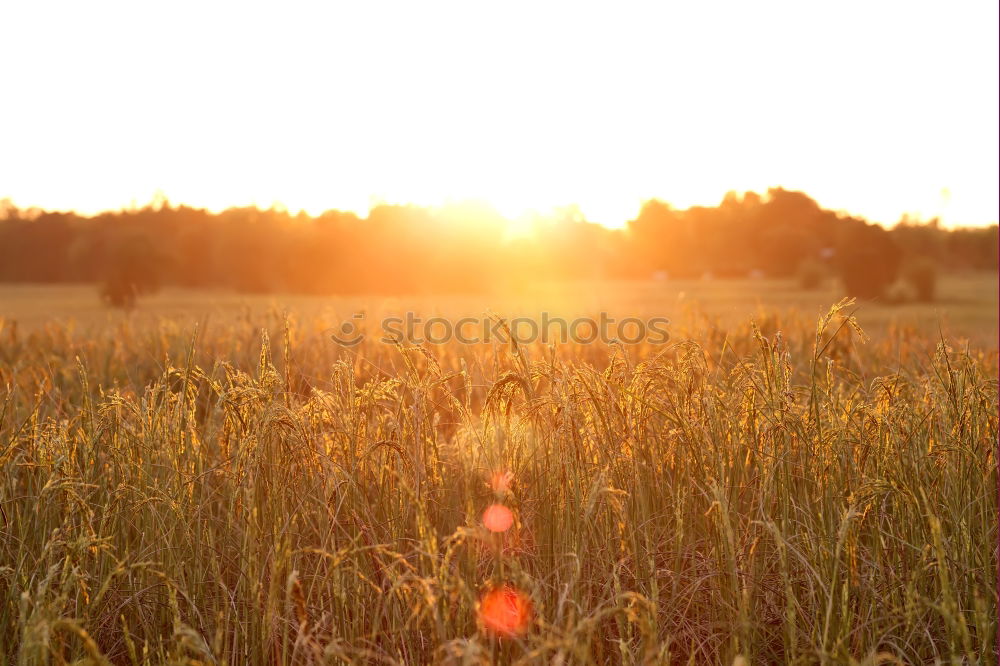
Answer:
[
  {"xmin": 837, "ymin": 223, "xmax": 902, "ymax": 300},
  {"xmin": 98, "ymin": 234, "xmax": 164, "ymax": 309},
  {"xmin": 903, "ymin": 258, "xmax": 938, "ymax": 302}
]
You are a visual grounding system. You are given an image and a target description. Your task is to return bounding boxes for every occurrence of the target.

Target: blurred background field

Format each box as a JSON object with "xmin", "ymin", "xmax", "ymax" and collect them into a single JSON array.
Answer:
[{"xmin": 2, "ymin": 272, "xmax": 996, "ymax": 343}]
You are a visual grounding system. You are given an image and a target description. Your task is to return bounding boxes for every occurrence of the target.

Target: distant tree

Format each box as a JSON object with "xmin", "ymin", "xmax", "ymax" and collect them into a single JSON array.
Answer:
[
  {"xmin": 0, "ymin": 189, "xmax": 994, "ymax": 295},
  {"xmin": 627, "ymin": 200, "xmax": 702, "ymax": 277},
  {"xmin": 903, "ymin": 258, "xmax": 938, "ymax": 302},
  {"xmin": 0, "ymin": 198, "xmax": 18, "ymax": 221},
  {"xmin": 890, "ymin": 216, "xmax": 945, "ymax": 262},
  {"xmin": 943, "ymin": 226, "xmax": 999, "ymax": 271},
  {"xmin": 100, "ymin": 234, "xmax": 164, "ymax": 309},
  {"xmin": 837, "ymin": 222, "xmax": 901, "ymax": 299},
  {"xmin": 759, "ymin": 226, "xmax": 815, "ymax": 276}
]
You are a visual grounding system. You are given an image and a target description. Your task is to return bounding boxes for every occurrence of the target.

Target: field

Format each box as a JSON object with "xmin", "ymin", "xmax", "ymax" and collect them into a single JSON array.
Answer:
[
  {"xmin": 0, "ymin": 277, "xmax": 997, "ymax": 664},
  {"xmin": 1, "ymin": 273, "xmax": 997, "ymax": 340}
]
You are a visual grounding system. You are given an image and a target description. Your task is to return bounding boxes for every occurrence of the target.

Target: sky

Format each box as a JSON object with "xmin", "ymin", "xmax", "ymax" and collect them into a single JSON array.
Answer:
[{"xmin": 1, "ymin": 1, "xmax": 997, "ymax": 228}]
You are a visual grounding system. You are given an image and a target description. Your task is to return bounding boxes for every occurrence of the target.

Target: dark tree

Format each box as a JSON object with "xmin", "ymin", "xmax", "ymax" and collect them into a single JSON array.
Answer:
[
  {"xmin": 903, "ymin": 259, "xmax": 938, "ymax": 302},
  {"xmin": 837, "ymin": 222, "xmax": 901, "ymax": 299},
  {"xmin": 0, "ymin": 191, "xmax": 993, "ymax": 295},
  {"xmin": 100, "ymin": 234, "xmax": 164, "ymax": 309}
]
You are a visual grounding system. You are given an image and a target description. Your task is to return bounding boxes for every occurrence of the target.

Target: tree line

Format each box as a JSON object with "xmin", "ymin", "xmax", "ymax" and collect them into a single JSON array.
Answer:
[{"xmin": 0, "ymin": 189, "xmax": 995, "ymax": 305}]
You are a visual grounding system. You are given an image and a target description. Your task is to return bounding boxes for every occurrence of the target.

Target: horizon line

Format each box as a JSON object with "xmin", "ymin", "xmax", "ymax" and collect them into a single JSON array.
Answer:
[{"xmin": 1, "ymin": 188, "xmax": 997, "ymax": 231}]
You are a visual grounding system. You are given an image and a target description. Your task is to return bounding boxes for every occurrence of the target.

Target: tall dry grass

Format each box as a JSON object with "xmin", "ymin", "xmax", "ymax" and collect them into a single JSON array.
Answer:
[{"xmin": 0, "ymin": 301, "xmax": 996, "ymax": 664}]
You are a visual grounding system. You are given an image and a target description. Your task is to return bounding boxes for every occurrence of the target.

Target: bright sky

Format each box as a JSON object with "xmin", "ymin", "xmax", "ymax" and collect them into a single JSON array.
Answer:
[{"xmin": 1, "ymin": 1, "xmax": 997, "ymax": 228}]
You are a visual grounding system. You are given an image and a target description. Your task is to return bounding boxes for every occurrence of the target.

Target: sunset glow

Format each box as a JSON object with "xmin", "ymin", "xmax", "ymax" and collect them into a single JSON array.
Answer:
[
  {"xmin": 482, "ymin": 504, "xmax": 514, "ymax": 533},
  {"xmin": 1, "ymin": 1, "xmax": 996, "ymax": 661},
  {"xmin": 478, "ymin": 584, "xmax": 533, "ymax": 638},
  {"xmin": 2, "ymin": 1, "xmax": 997, "ymax": 227}
]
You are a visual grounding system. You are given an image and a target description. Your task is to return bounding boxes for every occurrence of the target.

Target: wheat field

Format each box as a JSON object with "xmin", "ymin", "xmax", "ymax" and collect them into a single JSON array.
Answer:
[{"xmin": 0, "ymin": 292, "xmax": 997, "ymax": 665}]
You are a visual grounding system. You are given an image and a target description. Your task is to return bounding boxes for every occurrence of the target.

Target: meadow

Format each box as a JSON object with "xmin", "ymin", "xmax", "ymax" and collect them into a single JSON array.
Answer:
[{"xmin": 0, "ymin": 278, "xmax": 997, "ymax": 664}]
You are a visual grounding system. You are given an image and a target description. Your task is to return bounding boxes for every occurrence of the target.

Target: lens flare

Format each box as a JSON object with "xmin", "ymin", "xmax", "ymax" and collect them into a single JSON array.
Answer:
[
  {"xmin": 482, "ymin": 503, "xmax": 514, "ymax": 533},
  {"xmin": 478, "ymin": 584, "xmax": 532, "ymax": 638}
]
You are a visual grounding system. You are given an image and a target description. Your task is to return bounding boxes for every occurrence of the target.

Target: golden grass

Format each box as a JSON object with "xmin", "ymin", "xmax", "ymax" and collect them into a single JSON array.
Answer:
[{"xmin": 0, "ymin": 299, "xmax": 996, "ymax": 664}]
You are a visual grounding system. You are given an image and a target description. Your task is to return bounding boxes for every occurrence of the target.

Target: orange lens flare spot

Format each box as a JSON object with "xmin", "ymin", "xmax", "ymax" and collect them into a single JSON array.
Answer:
[
  {"xmin": 482, "ymin": 503, "xmax": 514, "ymax": 533},
  {"xmin": 478, "ymin": 584, "xmax": 532, "ymax": 638}
]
